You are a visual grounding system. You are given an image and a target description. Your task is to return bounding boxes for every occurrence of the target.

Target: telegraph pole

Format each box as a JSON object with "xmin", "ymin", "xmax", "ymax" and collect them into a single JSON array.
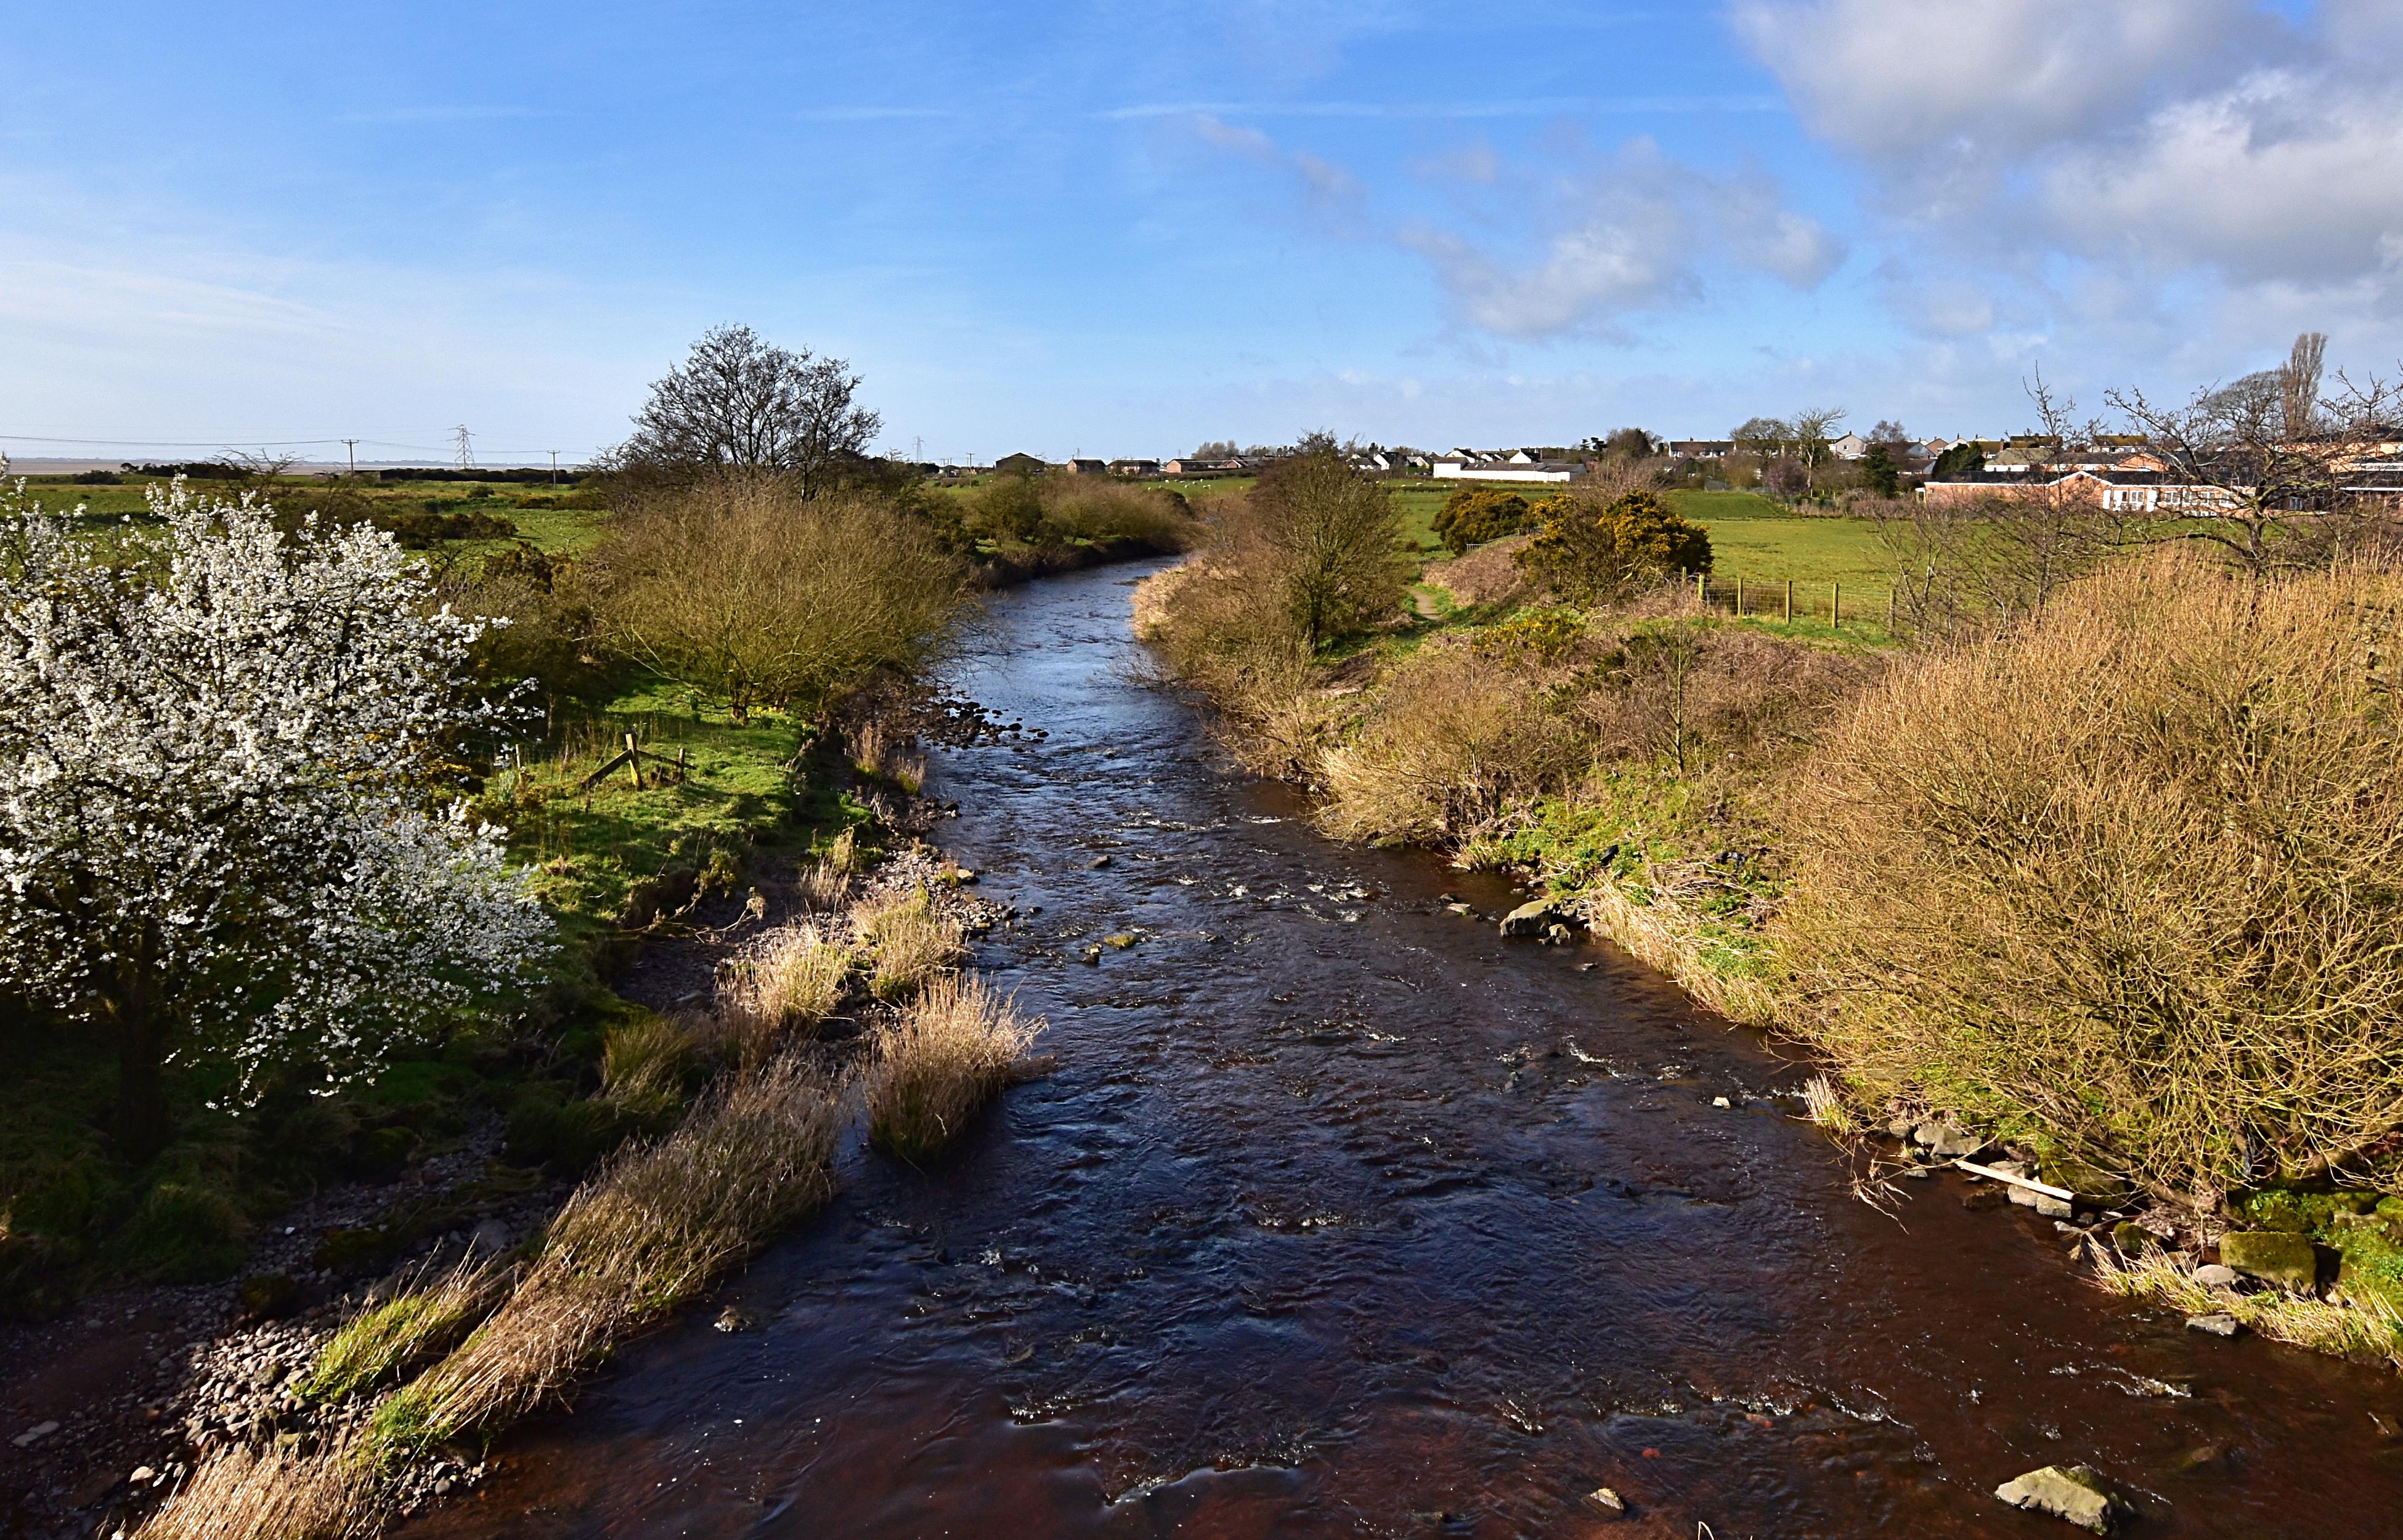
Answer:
[
  {"xmin": 341, "ymin": 438, "xmax": 360, "ymax": 476},
  {"xmin": 547, "ymin": 449, "xmax": 560, "ymax": 486}
]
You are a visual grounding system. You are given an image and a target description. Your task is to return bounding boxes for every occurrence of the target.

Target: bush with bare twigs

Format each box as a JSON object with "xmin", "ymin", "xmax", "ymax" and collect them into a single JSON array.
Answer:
[
  {"xmin": 586, "ymin": 474, "xmax": 966, "ymax": 724},
  {"xmin": 866, "ymin": 974, "xmax": 1041, "ymax": 1161},
  {"xmin": 1778, "ymin": 549, "xmax": 2403, "ymax": 1199}
]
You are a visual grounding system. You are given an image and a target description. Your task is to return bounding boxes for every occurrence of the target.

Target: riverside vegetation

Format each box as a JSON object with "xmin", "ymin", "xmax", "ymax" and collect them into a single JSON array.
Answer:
[
  {"xmin": 1139, "ymin": 428, "xmax": 2403, "ymax": 1374},
  {"xmin": 0, "ymin": 328, "xmax": 1171, "ymax": 1534}
]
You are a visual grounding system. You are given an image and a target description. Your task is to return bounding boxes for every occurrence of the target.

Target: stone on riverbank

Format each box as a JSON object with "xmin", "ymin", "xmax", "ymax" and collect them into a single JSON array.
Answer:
[
  {"xmin": 2194, "ymin": 1263, "xmax": 2239, "ymax": 1287},
  {"xmin": 2219, "ymin": 1231, "xmax": 2319, "ymax": 1292},
  {"xmin": 1912, "ymin": 1120, "xmax": 1983, "ymax": 1158},
  {"xmin": 2186, "ymin": 1312, "xmax": 2240, "ymax": 1337},
  {"xmin": 1994, "ymin": 1464, "xmax": 2127, "ymax": 1533},
  {"xmin": 1499, "ymin": 898, "xmax": 1571, "ymax": 938}
]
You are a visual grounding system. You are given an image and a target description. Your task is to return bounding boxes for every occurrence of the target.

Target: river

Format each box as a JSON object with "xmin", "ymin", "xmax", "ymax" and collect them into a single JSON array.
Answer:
[{"xmin": 404, "ymin": 559, "xmax": 2403, "ymax": 1538}]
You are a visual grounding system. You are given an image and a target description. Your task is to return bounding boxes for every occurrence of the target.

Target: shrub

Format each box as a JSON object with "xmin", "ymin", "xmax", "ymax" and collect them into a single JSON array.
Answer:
[
  {"xmin": 115, "ymin": 1182, "xmax": 248, "ymax": 1284},
  {"xmin": 866, "ymin": 975, "xmax": 1039, "ymax": 1161},
  {"xmin": 587, "ymin": 474, "xmax": 967, "ymax": 724},
  {"xmin": 1431, "ymin": 488, "xmax": 1534, "ymax": 554},
  {"xmin": 1778, "ymin": 551, "xmax": 2403, "ymax": 1198},
  {"xmin": 0, "ymin": 478, "xmax": 550, "ymax": 1157},
  {"xmin": 1317, "ymin": 638, "xmax": 1589, "ymax": 843},
  {"xmin": 1037, "ymin": 479, "xmax": 1196, "ymax": 550},
  {"xmin": 1515, "ymin": 489, "xmax": 1711, "ymax": 606}
]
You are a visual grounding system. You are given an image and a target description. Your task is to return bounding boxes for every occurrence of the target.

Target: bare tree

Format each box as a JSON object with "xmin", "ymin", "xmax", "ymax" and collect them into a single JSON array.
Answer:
[
  {"xmin": 2108, "ymin": 333, "xmax": 2397, "ymax": 575},
  {"xmin": 1874, "ymin": 372, "xmax": 2127, "ymax": 635},
  {"xmin": 1787, "ymin": 406, "xmax": 1850, "ymax": 492},
  {"xmin": 609, "ymin": 325, "xmax": 882, "ymax": 496}
]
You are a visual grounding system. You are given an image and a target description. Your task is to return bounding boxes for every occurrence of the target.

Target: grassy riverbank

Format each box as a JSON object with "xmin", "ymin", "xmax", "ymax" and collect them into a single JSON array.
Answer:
[{"xmin": 1138, "ymin": 466, "xmax": 2403, "ymax": 1362}]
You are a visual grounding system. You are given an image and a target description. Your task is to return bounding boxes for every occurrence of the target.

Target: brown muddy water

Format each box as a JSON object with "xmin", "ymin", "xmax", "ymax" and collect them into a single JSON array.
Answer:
[{"xmin": 405, "ymin": 562, "xmax": 2403, "ymax": 1539}]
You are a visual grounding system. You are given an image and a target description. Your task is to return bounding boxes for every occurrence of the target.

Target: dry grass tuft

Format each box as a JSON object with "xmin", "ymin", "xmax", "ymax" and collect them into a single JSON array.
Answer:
[
  {"xmin": 601, "ymin": 1016, "xmax": 689, "ymax": 1105},
  {"xmin": 866, "ymin": 974, "xmax": 1041, "ymax": 1162},
  {"xmin": 370, "ymin": 1055, "xmax": 845, "ymax": 1452},
  {"xmin": 717, "ymin": 922, "xmax": 848, "ymax": 1045},
  {"xmin": 852, "ymin": 886, "xmax": 968, "ymax": 1000},
  {"xmin": 303, "ymin": 1258, "xmax": 505, "ymax": 1403},
  {"xmin": 1778, "ymin": 549, "xmax": 2403, "ymax": 1196},
  {"xmin": 132, "ymin": 1433, "xmax": 383, "ymax": 1540},
  {"xmin": 797, "ymin": 858, "xmax": 852, "ymax": 911},
  {"xmin": 2089, "ymin": 1244, "xmax": 2403, "ymax": 1369},
  {"xmin": 1799, "ymin": 1074, "xmax": 1851, "ymax": 1135},
  {"xmin": 823, "ymin": 826, "xmax": 862, "ymax": 876}
]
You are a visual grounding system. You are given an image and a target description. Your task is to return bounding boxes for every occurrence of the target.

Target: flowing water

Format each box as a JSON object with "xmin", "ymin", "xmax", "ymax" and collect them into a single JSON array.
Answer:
[{"xmin": 407, "ymin": 561, "xmax": 2403, "ymax": 1538}]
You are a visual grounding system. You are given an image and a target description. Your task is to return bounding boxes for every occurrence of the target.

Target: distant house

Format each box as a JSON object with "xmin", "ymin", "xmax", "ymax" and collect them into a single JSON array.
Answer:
[
  {"xmin": 1921, "ymin": 468, "xmax": 2241, "ymax": 514},
  {"xmin": 1066, "ymin": 458, "xmax": 1108, "ymax": 476},
  {"xmin": 993, "ymin": 452, "xmax": 1048, "ymax": 477},
  {"xmin": 1667, "ymin": 439, "xmax": 1734, "ymax": 459},
  {"xmin": 1162, "ymin": 455, "xmax": 1240, "ymax": 477},
  {"xmin": 1830, "ymin": 432, "xmax": 1871, "ymax": 460},
  {"xmin": 1431, "ymin": 455, "xmax": 1584, "ymax": 485},
  {"xmin": 1107, "ymin": 458, "xmax": 1160, "ymax": 477}
]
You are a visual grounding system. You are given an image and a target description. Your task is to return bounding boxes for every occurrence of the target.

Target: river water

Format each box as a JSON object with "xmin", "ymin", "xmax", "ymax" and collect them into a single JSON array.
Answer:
[{"xmin": 407, "ymin": 560, "xmax": 2403, "ymax": 1538}]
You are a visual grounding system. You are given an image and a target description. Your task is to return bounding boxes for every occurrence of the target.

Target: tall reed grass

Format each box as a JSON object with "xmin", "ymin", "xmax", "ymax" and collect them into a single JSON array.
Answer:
[
  {"xmin": 852, "ymin": 886, "xmax": 967, "ymax": 1000},
  {"xmin": 371, "ymin": 1054, "xmax": 845, "ymax": 1451},
  {"xmin": 865, "ymin": 974, "xmax": 1041, "ymax": 1162}
]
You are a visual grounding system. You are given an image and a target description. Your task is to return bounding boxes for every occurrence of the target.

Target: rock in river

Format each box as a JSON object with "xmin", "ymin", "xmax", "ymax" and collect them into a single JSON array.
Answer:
[
  {"xmin": 2219, "ymin": 1231, "xmax": 2320, "ymax": 1292},
  {"xmin": 1994, "ymin": 1464, "xmax": 2129, "ymax": 1533},
  {"xmin": 1498, "ymin": 898, "xmax": 1571, "ymax": 938}
]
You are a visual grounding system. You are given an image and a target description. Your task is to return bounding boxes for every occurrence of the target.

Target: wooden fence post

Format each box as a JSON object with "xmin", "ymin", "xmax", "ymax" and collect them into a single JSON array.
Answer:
[
  {"xmin": 1697, "ymin": 570, "xmax": 1707, "ymax": 610},
  {"xmin": 624, "ymin": 732, "xmax": 643, "ymax": 790},
  {"xmin": 1784, "ymin": 580, "xmax": 1793, "ymax": 623},
  {"xmin": 1735, "ymin": 575, "xmax": 1744, "ymax": 617},
  {"xmin": 1832, "ymin": 582, "xmax": 1841, "ymax": 628}
]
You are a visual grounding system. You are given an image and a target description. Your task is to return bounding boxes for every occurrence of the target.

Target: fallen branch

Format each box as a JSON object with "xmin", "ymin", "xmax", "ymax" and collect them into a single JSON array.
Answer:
[{"xmin": 1954, "ymin": 1159, "xmax": 2075, "ymax": 1202}]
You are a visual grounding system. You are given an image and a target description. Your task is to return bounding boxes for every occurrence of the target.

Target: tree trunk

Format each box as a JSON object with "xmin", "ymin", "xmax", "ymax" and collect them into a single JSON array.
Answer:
[{"xmin": 107, "ymin": 967, "xmax": 169, "ymax": 1162}]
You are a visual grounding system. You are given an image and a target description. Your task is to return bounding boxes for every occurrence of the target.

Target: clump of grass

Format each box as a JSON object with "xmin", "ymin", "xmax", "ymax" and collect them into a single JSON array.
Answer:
[
  {"xmin": 865, "ymin": 974, "xmax": 1041, "ymax": 1162},
  {"xmin": 823, "ymin": 825, "xmax": 862, "ymax": 875},
  {"xmin": 370, "ymin": 1055, "xmax": 845, "ymax": 1453},
  {"xmin": 131, "ymin": 1433, "xmax": 383, "ymax": 1540},
  {"xmin": 852, "ymin": 886, "xmax": 967, "ymax": 1000},
  {"xmin": 600, "ymin": 1016, "xmax": 689, "ymax": 1106},
  {"xmin": 1778, "ymin": 550, "xmax": 2403, "ymax": 1197},
  {"xmin": 796, "ymin": 858, "xmax": 851, "ymax": 910},
  {"xmin": 303, "ymin": 1258, "xmax": 505, "ymax": 1403},
  {"xmin": 1799, "ymin": 1073, "xmax": 1852, "ymax": 1135},
  {"xmin": 717, "ymin": 922, "xmax": 849, "ymax": 1051},
  {"xmin": 2089, "ymin": 1244, "xmax": 2403, "ymax": 1369}
]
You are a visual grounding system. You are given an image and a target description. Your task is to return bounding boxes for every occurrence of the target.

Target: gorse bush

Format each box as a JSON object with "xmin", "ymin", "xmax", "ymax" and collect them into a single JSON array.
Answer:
[
  {"xmin": 588, "ymin": 474, "xmax": 966, "ymax": 724},
  {"xmin": 1431, "ymin": 488, "xmax": 1552, "ymax": 554},
  {"xmin": 1778, "ymin": 550, "xmax": 2403, "ymax": 1198},
  {"xmin": 1516, "ymin": 489, "xmax": 1711, "ymax": 606}
]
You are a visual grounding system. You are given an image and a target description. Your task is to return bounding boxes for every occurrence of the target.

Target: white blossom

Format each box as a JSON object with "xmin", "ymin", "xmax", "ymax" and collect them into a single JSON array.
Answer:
[{"xmin": 0, "ymin": 473, "xmax": 552, "ymax": 1108}]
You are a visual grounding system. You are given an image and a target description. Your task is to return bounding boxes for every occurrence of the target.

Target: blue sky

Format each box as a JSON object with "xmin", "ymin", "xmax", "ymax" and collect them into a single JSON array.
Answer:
[{"xmin": 5, "ymin": 1, "xmax": 2401, "ymax": 462}]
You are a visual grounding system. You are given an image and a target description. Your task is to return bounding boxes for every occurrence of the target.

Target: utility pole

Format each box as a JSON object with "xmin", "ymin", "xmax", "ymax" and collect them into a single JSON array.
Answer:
[
  {"xmin": 341, "ymin": 438, "xmax": 360, "ymax": 476},
  {"xmin": 453, "ymin": 425, "xmax": 475, "ymax": 471},
  {"xmin": 547, "ymin": 450, "xmax": 560, "ymax": 486}
]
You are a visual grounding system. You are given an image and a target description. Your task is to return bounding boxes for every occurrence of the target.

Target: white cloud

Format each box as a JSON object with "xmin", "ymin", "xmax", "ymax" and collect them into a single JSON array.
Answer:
[
  {"xmin": 1401, "ymin": 142, "xmax": 1843, "ymax": 339},
  {"xmin": 1736, "ymin": 0, "xmax": 2403, "ymax": 346},
  {"xmin": 1731, "ymin": 0, "xmax": 2254, "ymax": 158},
  {"xmin": 2040, "ymin": 71, "xmax": 2403, "ymax": 286}
]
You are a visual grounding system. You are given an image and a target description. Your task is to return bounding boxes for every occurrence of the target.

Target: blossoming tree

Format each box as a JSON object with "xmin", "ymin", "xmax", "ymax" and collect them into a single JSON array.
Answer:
[{"xmin": 0, "ymin": 472, "xmax": 551, "ymax": 1156}]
